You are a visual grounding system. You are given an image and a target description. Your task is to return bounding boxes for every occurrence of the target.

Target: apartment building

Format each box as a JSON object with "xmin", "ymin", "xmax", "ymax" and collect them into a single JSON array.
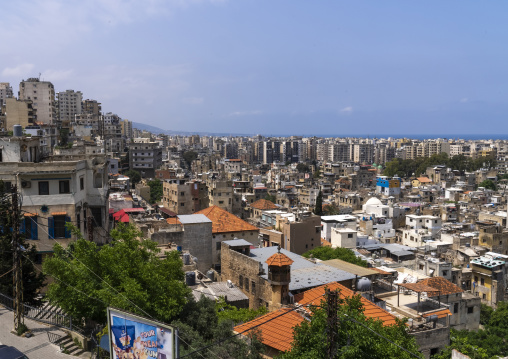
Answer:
[
  {"xmin": 128, "ymin": 141, "xmax": 163, "ymax": 178},
  {"xmin": 18, "ymin": 78, "xmax": 56, "ymax": 124}
]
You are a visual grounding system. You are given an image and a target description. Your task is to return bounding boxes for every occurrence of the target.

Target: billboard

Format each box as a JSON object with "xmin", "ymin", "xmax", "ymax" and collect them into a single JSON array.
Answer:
[{"xmin": 108, "ymin": 307, "xmax": 177, "ymax": 359}]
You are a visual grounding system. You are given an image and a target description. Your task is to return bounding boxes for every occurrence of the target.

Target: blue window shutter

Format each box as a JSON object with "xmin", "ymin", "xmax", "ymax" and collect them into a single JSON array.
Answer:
[
  {"xmin": 20, "ymin": 218, "xmax": 25, "ymax": 234},
  {"xmin": 64, "ymin": 216, "xmax": 71, "ymax": 238},
  {"xmin": 32, "ymin": 217, "xmax": 38, "ymax": 240},
  {"xmin": 48, "ymin": 217, "xmax": 55, "ymax": 239}
]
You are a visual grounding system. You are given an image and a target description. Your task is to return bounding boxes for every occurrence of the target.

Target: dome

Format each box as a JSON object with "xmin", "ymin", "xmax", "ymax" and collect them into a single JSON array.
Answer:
[
  {"xmin": 372, "ymin": 162, "xmax": 377, "ymax": 167},
  {"xmin": 365, "ymin": 197, "xmax": 383, "ymax": 206}
]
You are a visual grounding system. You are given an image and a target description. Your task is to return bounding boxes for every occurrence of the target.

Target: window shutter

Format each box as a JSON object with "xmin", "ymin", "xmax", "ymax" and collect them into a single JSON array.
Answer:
[
  {"xmin": 20, "ymin": 218, "xmax": 25, "ymax": 234},
  {"xmin": 64, "ymin": 216, "xmax": 71, "ymax": 238},
  {"xmin": 48, "ymin": 217, "xmax": 55, "ymax": 239},
  {"xmin": 32, "ymin": 217, "xmax": 38, "ymax": 240}
]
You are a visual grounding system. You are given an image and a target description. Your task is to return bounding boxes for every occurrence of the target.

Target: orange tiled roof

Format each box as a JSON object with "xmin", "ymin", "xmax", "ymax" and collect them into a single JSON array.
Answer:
[
  {"xmin": 250, "ymin": 199, "xmax": 278, "ymax": 210},
  {"xmin": 24, "ymin": 213, "xmax": 37, "ymax": 217},
  {"xmin": 195, "ymin": 205, "xmax": 258, "ymax": 234},
  {"xmin": 371, "ymin": 267, "xmax": 391, "ymax": 275},
  {"xmin": 235, "ymin": 281, "xmax": 398, "ymax": 353},
  {"xmin": 294, "ymin": 282, "xmax": 398, "ymax": 326},
  {"xmin": 234, "ymin": 308, "xmax": 304, "ymax": 352},
  {"xmin": 418, "ymin": 277, "xmax": 464, "ymax": 296},
  {"xmin": 321, "ymin": 239, "xmax": 332, "ymax": 247},
  {"xmin": 398, "ymin": 282, "xmax": 439, "ymax": 296},
  {"xmin": 166, "ymin": 218, "xmax": 182, "ymax": 225},
  {"xmin": 423, "ymin": 309, "xmax": 452, "ymax": 319},
  {"xmin": 266, "ymin": 252, "xmax": 294, "ymax": 267},
  {"xmin": 417, "ymin": 177, "xmax": 432, "ymax": 183}
]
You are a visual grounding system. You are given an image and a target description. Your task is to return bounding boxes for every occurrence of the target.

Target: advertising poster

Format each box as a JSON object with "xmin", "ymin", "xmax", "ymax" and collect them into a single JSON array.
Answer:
[{"xmin": 108, "ymin": 307, "xmax": 176, "ymax": 359}]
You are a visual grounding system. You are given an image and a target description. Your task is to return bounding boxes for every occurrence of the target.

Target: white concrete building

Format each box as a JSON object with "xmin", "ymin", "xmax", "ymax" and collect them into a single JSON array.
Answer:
[
  {"xmin": 19, "ymin": 78, "xmax": 56, "ymax": 124},
  {"xmin": 321, "ymin": 214, "xmax": 357, "ymax": 241}
]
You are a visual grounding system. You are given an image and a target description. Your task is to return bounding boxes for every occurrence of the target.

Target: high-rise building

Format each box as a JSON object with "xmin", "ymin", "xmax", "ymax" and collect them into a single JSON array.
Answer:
[
  {"xmin": 57, "ymin": 90, "xmax": 82, "ymax": 125},
  {"xmin": 18, "ymin": 78, "xmax": 56, "ymax": 124},
  {"xmin": 0, "ymin": 83, "xmax": 13, "ymax": 107}
]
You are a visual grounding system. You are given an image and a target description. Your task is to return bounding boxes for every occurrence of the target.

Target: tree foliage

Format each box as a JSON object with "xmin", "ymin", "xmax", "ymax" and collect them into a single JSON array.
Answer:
[
  {"xmin": 183, "ymin": 151, "xmax": 198, "ymax": 169},
  {"xmin": 302, "ymin": 247, "xmax": 367, "ymax": 267},
  {"xmin": 478, "ymin": 180, "xmax": 496, "ymax": 191},
  {"xmin": 434, "ymin": 302, "xmax": 508, "ymax": 358},
  {"xmin": 383, "ymin": 153, "xmax": 497, "ymax": 178},
  {"xmin": 314, "ymin": 190, "xmax": 323, "ymax": 216},
  {"xmin": 43, "ymin": 223, "xmax": 189, "ymax": 324},
  {"xmin": 215, "ymin": 297, "xmax": 267, "ymax": 325},
  {"xmin": 124, "ymin": 169, "xmax": 141, "ymax": 186},
  {"xmin": 265, "ymin": 194, "xmax": 277, "ymax": 204},
  {"xmin": 279, "ymin": 291, "xmax": 422, "ymax": 359},
  {"xmin": 174, "ymin": 295, "xmax": 264, "ymax": 359},
  {"xmin": 147, "ymin": 179, "xmax": 163, "ymax": 204},
  {"xmin": 297, "ymin": 163, "xmax": 310, "ymax": 173},
  {"xmin": 322, "ymin": 204, "xmax": 342, "ymax": 216},
  {"xmin": 0, "ymin": 182, "xmax": 45, "ymax": 306}
]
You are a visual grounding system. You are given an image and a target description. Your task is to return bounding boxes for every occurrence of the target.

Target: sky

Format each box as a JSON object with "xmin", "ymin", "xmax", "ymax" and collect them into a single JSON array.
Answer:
[{"xmin": 1, "ymin": 1, "xmax": 508, "ymax": 137}]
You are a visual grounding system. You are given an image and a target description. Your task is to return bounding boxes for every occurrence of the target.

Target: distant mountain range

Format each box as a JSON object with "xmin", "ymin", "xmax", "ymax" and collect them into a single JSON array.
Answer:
[{"xmin": 132, "ymin": 122, "xmax": 254, "ymax": 137}]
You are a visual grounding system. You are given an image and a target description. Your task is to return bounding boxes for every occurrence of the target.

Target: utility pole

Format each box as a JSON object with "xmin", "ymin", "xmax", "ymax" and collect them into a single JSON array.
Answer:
[
  {"xmin": 326, "ymin": 289, "xmax": 338, "ymax": 359},
  {"xmin": 87, "ymin": 208, "xmax": 94, "ymax": 242},
  {"xmin": 12, "ymin": 185, "xmax": 23, "ymax": 332}
]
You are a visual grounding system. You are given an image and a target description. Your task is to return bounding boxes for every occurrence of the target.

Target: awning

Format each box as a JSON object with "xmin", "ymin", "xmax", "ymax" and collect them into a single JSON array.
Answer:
[
  {"xmin": 24, "ymin": 213, "xmax": 38, "ymax": 217},
  {"xmin": 423, "ymin": 309, "xmax": 452, "ymax": 319},
  {"xmin": 51, "ymin": 212, "xmax": 67, "ymax": 216}
]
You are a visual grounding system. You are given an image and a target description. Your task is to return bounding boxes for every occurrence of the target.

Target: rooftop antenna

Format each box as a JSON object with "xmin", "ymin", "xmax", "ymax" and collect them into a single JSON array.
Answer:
[{"xmin": 38, "ymin": 72, "xmax": 41, "ymax": 80}]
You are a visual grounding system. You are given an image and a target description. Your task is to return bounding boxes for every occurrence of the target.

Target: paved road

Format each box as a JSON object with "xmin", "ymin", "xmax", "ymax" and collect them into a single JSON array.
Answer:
[{"xmin": 0, "ymin": 307, "xmax": 88, "ymax": 359}]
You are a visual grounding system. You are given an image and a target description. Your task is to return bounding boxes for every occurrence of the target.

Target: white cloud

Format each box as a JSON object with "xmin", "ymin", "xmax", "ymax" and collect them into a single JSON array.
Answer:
[
  {"xmin": 41, "ymin": 69, "xmax": 74, "ymax": 82},
  {"xmin": 2, "ymin": 64, "xmax": 35, "ymax": 77},
  {"xmin": 340, "ymin": 106, "xmax": 353, "ymax": 113},
  {"xmin": 182, "ymin": 97, "xmax": 204, "ymax": 105},
  {"xmin": 228, "ymin": 110, "xmax": 263, "ymax": 117}
]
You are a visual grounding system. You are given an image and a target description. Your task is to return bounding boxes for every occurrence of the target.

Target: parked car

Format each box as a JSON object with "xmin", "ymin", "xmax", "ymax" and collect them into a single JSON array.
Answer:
[{"xmin": 0, "ymin": 345, "xmax": 29, "ymax": 359}]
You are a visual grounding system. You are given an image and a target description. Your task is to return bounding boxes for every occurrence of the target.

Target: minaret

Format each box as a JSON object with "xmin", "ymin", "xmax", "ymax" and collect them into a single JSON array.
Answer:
[{"xmin": 266, "ymin": 245, "xmax": 294, "ymax": 309}]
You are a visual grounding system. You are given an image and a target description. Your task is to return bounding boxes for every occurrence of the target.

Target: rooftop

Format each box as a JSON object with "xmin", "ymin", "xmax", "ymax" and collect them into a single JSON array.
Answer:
[{"xmin": 195, "ymin": 205, "xmax": 258, "ymax": 233}]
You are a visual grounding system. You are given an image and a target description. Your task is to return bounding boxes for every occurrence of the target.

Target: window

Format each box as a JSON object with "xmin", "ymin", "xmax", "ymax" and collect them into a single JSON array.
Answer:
[
  {"xmin": 348, "ymin": 233, "xmax": 354, "ymax": 238},
  {"xmin": 467, "ymin": 307, "xmax": 474, "ymax": 314},
  {"xmin": 481, "ymin": 278, "xmax": 485, "ymax": 286},
  {"xmin": 80, "ymin": 177, "xmax": 84, "ymax": 190},
  {"xmin": 216, "ymin": 242, "xmax": 221, "ymax": 251},
  {"xmin": 22, "ymin": 216, "xmax": 38, "ymax": 240},
  {"xmin": 442, "ymin": 270, "xmax": 448, "ymax": 276},
  {"xmin": 51, "ymin": 215, "xmax": 69, "ymax": 239},
  {"xmin": 239, "ymin": 275, "xmax": 243, "ymax": 287},
  {"xmin": 454, "ymin": 303, "xmax": 458, "ymax": 314},
  {"xmin": 91, "ymin": 207, "xmax": 103, "ymax": 227},
  {"xmin": 245, "ymin": 280, "xmax": 249, "ymax": 292},
  {"xmin": 251, "ymin": 281, "xmax": 256, "ymax": 294},
  {"xmin": 36, "ymin": 254, "xmax": 43, "ymax": 264},
  {"xmin": 483, "ymin": 294, "xmax": 486, "ymax": 300},
  {"xmin": 180, "ymin": 202, "xmax": 185, "ymax": 207},
  {"xmin": 180, "ymin": 192, "xmax": 185, "ymax": 196},
  {"xmin": 39, "ymin": 181, "xmax": 49, "ymax": 195},
  {"xmin": 59, "ymin": 180, "xmax": 70, "ymax": 194}
]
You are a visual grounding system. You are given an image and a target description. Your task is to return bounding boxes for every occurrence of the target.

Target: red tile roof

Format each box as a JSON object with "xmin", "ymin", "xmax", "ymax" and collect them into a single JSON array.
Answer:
[
  {"xmin": 234, "ymin": 281, "xmax": 398, "ymax": 353},
  {"xmin": 195, "ymin": 206, "xmax": 258, "ymax": 234},
  {"xmin": 418, "ymin": 277, "xmax": 464, "ymax": 296},
  {"xmin": 166, "ymin": 218, "xmax": 182, "ymax": 225},
  {"xmin": 266, "ymin": 252, "xmax": 294, "ymax": 267},
  {"xmin": 423, "ymin": 309, "xmax": 452, "ymax": 319},
  {"xmin": 250, "ymin": 199, "xmax": 278, "ymax": 210},
  {"xmin": 294, "ymin": 282, "xmax": 398, "ymax": 326},
  {"xmin": 234, "ymin": 308, "xmax": 304, "ymax": 352},
  {"xmin": 417, "ymin": 177, "xmax": 432, "ymax": 183}
]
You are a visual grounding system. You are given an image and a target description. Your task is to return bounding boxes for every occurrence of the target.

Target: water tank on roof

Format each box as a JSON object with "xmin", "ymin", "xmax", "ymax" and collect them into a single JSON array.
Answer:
[
  {"xmin": 357, "ymin": 277, "xmax": 372, "ymax": 292},
  {"xmin": 206, "ymin": 270, "xmax": 215, "ymax": 281},
  {"xmin": 13, "ymin": 125, "xmax": 23, "ymax": 137},
  {"xmin": 183, "ymin": 253, "xmax": 191, "ymax": 265},
  {"xmin": 185, "ymin": 271, "xmax": 196, "ymax": 286},
  {"xmin": 177, "ymin": 246, "xmax": 182, "ymax": 252}
]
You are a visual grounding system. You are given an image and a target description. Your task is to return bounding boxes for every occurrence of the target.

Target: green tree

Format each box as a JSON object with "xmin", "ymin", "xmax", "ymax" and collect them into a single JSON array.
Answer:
[
  {"xmin": 148, "ymin": 179, "xmax": 163, "ymax": 204},
  {"xmin": 124, "ymin": 169, "xmax": 141, "ymax": 186},
  {"xmin": 279, "ymin": 291, "xmax": 422, "ymax": 359},
  {"xmin": 314, "ymin": 191, "xmax": 323, "ymax": 216},
  {"xmin": 265, "ymin": 194, "xmax": 277, "ymax": 204},
  {"xmin": 478, "ymin": 180, "xmax": 496, "ymax": 191},
  {"xmin": 302, "ymin": 247, "xmax": 368, "ymax": 267},
  {"xmin": 297, "ymin": 163, "xmax": 310, "ymax": 173},
  {"xmin": 0, "ymin": 182, "xmax": 46, "ymax": 306},
  {"xmin": 322, "ymin": 204, "xmax": 341, "ymax": 216},
  {"xmin": 313, "ymin": 169, "xmax": 322, "ymax": 178},
  {"xmin": 175, "ymin": 295, "xmax": 264, "ymax": 359},
  {"xmin": 433, "ymin": 335, "xmax": 492, "ymax": 359},
  {"xmin": 43, "ymin": 223, "xmax": 189, "ymax": 324},
  {"xmin": 183, "ymin": 151, "xmax": 198, "ymax": 169},
  {"xmin": 215, "ymin": 297, "xmax": 267, "ymax": 325}
]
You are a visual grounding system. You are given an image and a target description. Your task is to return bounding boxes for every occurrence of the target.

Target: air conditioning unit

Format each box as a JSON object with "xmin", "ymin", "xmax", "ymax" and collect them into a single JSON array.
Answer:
[{"xmin": 21, "ymin": 181, "xmax": 31, "ymax": 188}]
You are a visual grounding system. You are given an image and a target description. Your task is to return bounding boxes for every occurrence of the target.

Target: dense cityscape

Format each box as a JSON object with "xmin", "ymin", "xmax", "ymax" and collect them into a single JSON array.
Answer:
[{"xmin": 0, "ymin": 77, "xmax": 508, "ymax": 359}]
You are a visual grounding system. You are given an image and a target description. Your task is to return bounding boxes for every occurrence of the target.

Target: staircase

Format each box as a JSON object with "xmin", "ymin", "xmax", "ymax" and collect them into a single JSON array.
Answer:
[{"xmin": 48, "ymin": 331, "xmax": 86, "ymax": 357}]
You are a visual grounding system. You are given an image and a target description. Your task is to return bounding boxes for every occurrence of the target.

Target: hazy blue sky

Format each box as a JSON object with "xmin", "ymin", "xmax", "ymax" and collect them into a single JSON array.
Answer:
[{"xmin": 2, "ymin": 1, "xmax": 507, "ymax": 136}]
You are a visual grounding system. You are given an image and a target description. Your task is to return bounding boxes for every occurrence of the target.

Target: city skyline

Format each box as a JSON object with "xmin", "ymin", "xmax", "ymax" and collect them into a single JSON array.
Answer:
[{"xmin": 2, "ymin": 1, "xmax": 508, "ymax": 136}]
